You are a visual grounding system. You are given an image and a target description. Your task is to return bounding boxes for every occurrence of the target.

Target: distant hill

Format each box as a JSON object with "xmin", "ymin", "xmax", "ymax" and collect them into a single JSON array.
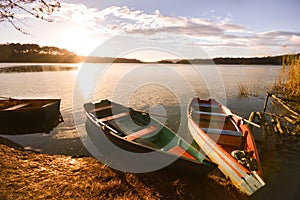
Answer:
[
  {"xmin": 1, "ymin": 43, "xmax": 298, "ymax": 65},
  {"xmin": 0, "ymin": 43, "xmax": 81, "ymax": 63},
  {"xmin": 212, "ymin": 56, "xmax": 283, "ymax": 65},
  {"xmin": 83, "ymin": 56, "xmax": 143, "ymax": 63},
  {"xmin": 157, "ymin": 55, "xmax": 292, "ymax": 65},
  {"xmin": 0, "ymin": 43, "xmax": 143, "ymax": 63}
]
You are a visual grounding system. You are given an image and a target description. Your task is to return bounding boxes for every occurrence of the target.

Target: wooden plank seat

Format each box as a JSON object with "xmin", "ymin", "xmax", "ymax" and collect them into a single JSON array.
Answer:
[
  {"xmin": 192, "ymin": 102, "xmax": 219, "ymax": 108},
  {"xmin": 167, "ymin": 145, "xmax": 196, "ymax": 161},
  {"xmin": 192, "ymin": 111, "xmax": 227, "ymax": 122},
  {"xmin": 193, "ymin": 110, "xmax": 227, "ymax": 117},
  {"xmin": 124, "ymin": 125, "xmax": 157, "ymax": 141},
  {"xmin": 90, "ymin": 105, "xmax": 112, "ymax": 113},
  {"xmin": 4, "ymin": 103, "xmax": 31, "ymax": 111},
  {"xmin": 201, "ymin": 128, "xmax": 243, "ymax": 136},
  {"xmin": 42, "ymin": 102, "xmax": 57, "ymax": 108},
  {"xmin": 202, "ymin": 128, "xmax": 244, "ymax": 147},
  {"xmin": 98, "ymin": 112, "xmax": 129, "ymax": 122}
]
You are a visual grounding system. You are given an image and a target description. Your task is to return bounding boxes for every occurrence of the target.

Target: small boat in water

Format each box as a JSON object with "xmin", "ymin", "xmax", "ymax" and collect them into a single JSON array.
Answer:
[
  {"xmin": 0, "ymin": 97, "xmax": 62, "ymax": 134},
  {"xmin": 84, "ymin": 99, "xmax": 217, "ymax": 176},
  {"xmin": 187, "ymin": 98, "xmax": 265, "ymax": 195}
]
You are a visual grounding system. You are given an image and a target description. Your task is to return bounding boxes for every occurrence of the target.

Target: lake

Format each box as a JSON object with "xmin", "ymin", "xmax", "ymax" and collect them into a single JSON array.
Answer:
[{"xmin": 0, "ymin": 63, "xmax": 299, "ymax": 199}]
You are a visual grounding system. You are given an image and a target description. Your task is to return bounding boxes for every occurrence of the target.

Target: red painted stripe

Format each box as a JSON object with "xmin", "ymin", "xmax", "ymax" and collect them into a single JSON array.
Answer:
[
  {"xmin": 167, "ymin": 145, "xmax": 197, "ymax": 161},
  {"xmin": 190, "ymin": 118, "xmax": 248, "ymax": 178},
  {"xmin": 99, "ymin": 112, "xmax": 129, "ymax": 122},
  {"xmin": 125, "ymin": 125, "xmax": 157, "ymax": 141}
]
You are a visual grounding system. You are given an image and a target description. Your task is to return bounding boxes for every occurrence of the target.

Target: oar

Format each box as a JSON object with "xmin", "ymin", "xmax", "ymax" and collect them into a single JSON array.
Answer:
[
  {"xmin": 0, "ymin": 96, "xmax": 13, "ymax": 100},
  {"xmin": 221, "ymin": 105, "xmax": 261, "ymax": 128},
  {"xmin": 233, "ymin": 114, "xmax": 261, "ymax": 128}
]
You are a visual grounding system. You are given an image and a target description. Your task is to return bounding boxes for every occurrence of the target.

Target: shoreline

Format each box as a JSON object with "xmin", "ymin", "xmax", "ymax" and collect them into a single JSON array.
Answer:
[
  {"xmin": 0, "ymin": 61, "xmax": 284, "ymax": 65},
  {"xmin": 0, "ymin": 136, "xmax": 247, "ymax": 199},
  {"xmin": 0, "ymin": 65, "xmax": 77, "ymax": 73},
  {"xmin": 0, "ymin": 63, "xmax": 282, "ymax": 74}
]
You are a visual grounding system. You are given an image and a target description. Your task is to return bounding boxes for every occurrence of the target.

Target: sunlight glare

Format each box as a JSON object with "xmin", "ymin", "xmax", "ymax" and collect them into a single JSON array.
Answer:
[{"xmin": 57, "ymin": 28, "xmax": 99, "ymax": 56}]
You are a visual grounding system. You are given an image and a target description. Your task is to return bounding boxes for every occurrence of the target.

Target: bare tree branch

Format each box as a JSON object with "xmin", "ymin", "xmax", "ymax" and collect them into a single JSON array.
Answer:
[{"xmin": 0, "ymin": 0, "xmax": 60, "ymax": 33}]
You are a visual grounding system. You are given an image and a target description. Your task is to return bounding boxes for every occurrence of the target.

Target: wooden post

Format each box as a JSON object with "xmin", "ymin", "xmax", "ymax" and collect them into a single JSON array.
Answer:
[
  {"xmin": 248, "ymin": 112, "xmax": 257, "ymax": 132},
  {"xmin": 275, "ymin": 118, "xmax": 284, "ymax": 135},
  {"xmin": 263, "ymin": 93, "xmax": 270, "ymax": 112},
  {"xmin": 271, "ymin": 94, "xmax": 299, "ymax": 117}
]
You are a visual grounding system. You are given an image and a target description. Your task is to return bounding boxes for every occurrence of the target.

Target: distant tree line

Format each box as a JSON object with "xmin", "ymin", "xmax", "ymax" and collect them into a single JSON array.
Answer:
[
  {"xmin": 158, "ymin": 55, "xmax": 290, "ymax": 65},
  {"xmin": 158, "ymin": 55, "xmax": 287, "ymax": 65},
  {"xmin": 84, "ymin": 56, "xmax": 142, "ymax": 63},
  {"xmin": 0, "ymin": 43, "xmax": 143, "ymax": 63},
  {"xmin": 1, "ymin": 43, "xmax": 298, "ymax": 64},
  {"xmin": 212, "ymin": 56, "xmax": 283, "ymax": 65},
  {"xmin": 0, "ymin": 43, "xmax": 81, "ymax": 63}
]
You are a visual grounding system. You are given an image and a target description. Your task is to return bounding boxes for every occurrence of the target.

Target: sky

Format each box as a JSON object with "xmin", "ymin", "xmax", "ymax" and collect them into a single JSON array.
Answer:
[{"xmin": 1, "ymin": 0, "xmax": 299, "ymax": 62}]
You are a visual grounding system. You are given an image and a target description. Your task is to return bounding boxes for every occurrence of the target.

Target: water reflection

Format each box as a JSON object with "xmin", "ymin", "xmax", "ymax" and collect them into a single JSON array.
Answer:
[{"xmin": 0, "ymin": 63, "xmax": 281, "ymax": 153}]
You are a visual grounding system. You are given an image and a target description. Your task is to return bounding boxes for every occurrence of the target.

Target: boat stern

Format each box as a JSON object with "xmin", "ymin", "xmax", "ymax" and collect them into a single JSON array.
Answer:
[{"xmin": 237, "ymin": 172, "xmax": 265, "ymax": 196}]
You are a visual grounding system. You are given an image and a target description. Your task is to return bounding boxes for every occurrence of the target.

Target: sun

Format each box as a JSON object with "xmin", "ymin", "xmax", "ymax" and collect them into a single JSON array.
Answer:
[{"xmin": 57, "ymin": 28, "xmax": 99, "ymax": 56}]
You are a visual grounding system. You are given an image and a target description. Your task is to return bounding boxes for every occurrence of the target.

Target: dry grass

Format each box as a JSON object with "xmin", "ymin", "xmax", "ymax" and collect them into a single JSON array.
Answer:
[
  {"xmin": 0, "ymin": 137, "xmax": 247, "ymax": 200},
  {"xmin": 273, "ymin": 54, "xmax": 300, "ymax": 99},
  {"xmin": 237, "ymin": 81, "xmax": 267, "ymax": 98},
  {"xmin": 238, "ymin": 83, "xmax": 250, "ymax": 97},
  {"xmin": 266, "ymin": 54, "xmax": 300, "ymax": 138},
  {"xmin": 0, "ymin": 144, "xmax": 159, "ymax": 200}
]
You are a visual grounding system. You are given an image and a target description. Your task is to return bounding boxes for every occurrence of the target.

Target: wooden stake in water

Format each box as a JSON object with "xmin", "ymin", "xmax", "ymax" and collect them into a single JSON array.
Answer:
[
  {"xmin": 263, "ymin": 93, "xmax": 270, "ymax": 112},
  {"xmin": 271, "ymin": 94, "xmax": 299, "ymax": 117}
]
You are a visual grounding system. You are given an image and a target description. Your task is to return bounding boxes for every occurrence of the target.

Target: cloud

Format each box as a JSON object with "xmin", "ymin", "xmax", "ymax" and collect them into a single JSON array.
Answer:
[
  {"xmin": 50, "ymin": 3, "xmax": 300, "ymax": 49},
  {"xmin": 289, "ymin": 35, "xmax": 300, "ymax": 44},
  {"xmin": 259, "ymin": 30, "xmax": 300, "ymax": 37},
  {"xmin": 52, "ymin": 3, "xmax": 105, "ymax": 27}
]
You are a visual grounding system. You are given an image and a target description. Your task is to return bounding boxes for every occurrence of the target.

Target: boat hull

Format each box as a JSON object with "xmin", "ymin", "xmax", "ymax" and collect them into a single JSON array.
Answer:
[
  {"xmin": 85, "ymin": 118, "xmax": 215, "ymax": 176},
  {"xmin": 0, "ymin": 99, "xmax": 62, "ymax": 134},
  {"xmin": 84, "ymin": 100, "xmax": 217, "ymax": 176},
  {"xmin": 187, "ymin": 98, "xmax": 265, "ymax": 195}
]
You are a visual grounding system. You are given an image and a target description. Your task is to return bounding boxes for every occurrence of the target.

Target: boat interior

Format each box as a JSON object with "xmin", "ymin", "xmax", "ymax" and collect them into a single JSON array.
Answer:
[
  {"xmin": 0, "ymin": 99, "xmax": 57, "ymax": 110},
  {"xmin": 190, "ymin": 100, "xmax": 246, "ymax": 152},
  {"xmin": 85, "ymin": 100, "xmax": 207, "ymax": 162}
]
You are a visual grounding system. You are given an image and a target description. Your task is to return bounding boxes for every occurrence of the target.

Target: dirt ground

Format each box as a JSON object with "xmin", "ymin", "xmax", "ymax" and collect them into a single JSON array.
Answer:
[{"xmin": 0, "ymin": 136, "xmax": 247, "ymax": 200}]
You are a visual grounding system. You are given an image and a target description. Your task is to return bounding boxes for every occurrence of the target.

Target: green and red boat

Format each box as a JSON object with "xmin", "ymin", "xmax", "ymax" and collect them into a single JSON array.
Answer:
[{"xmin": 84, "ymin": 99, "xmax": 217, "ymax": 175}]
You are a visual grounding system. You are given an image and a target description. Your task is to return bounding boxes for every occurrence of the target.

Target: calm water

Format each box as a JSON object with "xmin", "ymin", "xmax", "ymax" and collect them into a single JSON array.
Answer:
[{"xmin": 0, "ymin": 63, "xmax": 299, "ymax": 199}]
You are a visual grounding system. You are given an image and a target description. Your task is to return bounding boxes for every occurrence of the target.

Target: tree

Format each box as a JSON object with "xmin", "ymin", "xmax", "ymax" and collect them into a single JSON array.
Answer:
[{"xmin": 0, "ymin": 0, "xmax": 60, "ymax": 34}]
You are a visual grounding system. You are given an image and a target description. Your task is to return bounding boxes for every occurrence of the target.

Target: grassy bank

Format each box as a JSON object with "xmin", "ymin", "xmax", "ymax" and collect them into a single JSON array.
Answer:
[
  {"xmin": 273, "ymin": 54, "xmax": 300, "ymax": 100},
  {"xmin": 244, "ymin": 54, "xmax": 300, "ymax": 142},
  {"xmin": 0, "ymin": 137, "xmax": 246, "ymax": 200},
  {"xmin": 272, "ymin": 54, "xmax": 300, "ymax": 132}
]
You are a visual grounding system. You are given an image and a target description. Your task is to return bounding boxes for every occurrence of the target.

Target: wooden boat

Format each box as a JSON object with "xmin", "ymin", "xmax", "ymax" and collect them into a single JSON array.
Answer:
[
  {"xmin": 84, "ymin": 99, "xmax": 217, "ymax": 176},
  {"xmin": 0, "ymin": 97, "xmax": 62, "ymax": 134},
  {"xmin": 187, "ymin": 98, "xmax": 265, "ymax": 195}
]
